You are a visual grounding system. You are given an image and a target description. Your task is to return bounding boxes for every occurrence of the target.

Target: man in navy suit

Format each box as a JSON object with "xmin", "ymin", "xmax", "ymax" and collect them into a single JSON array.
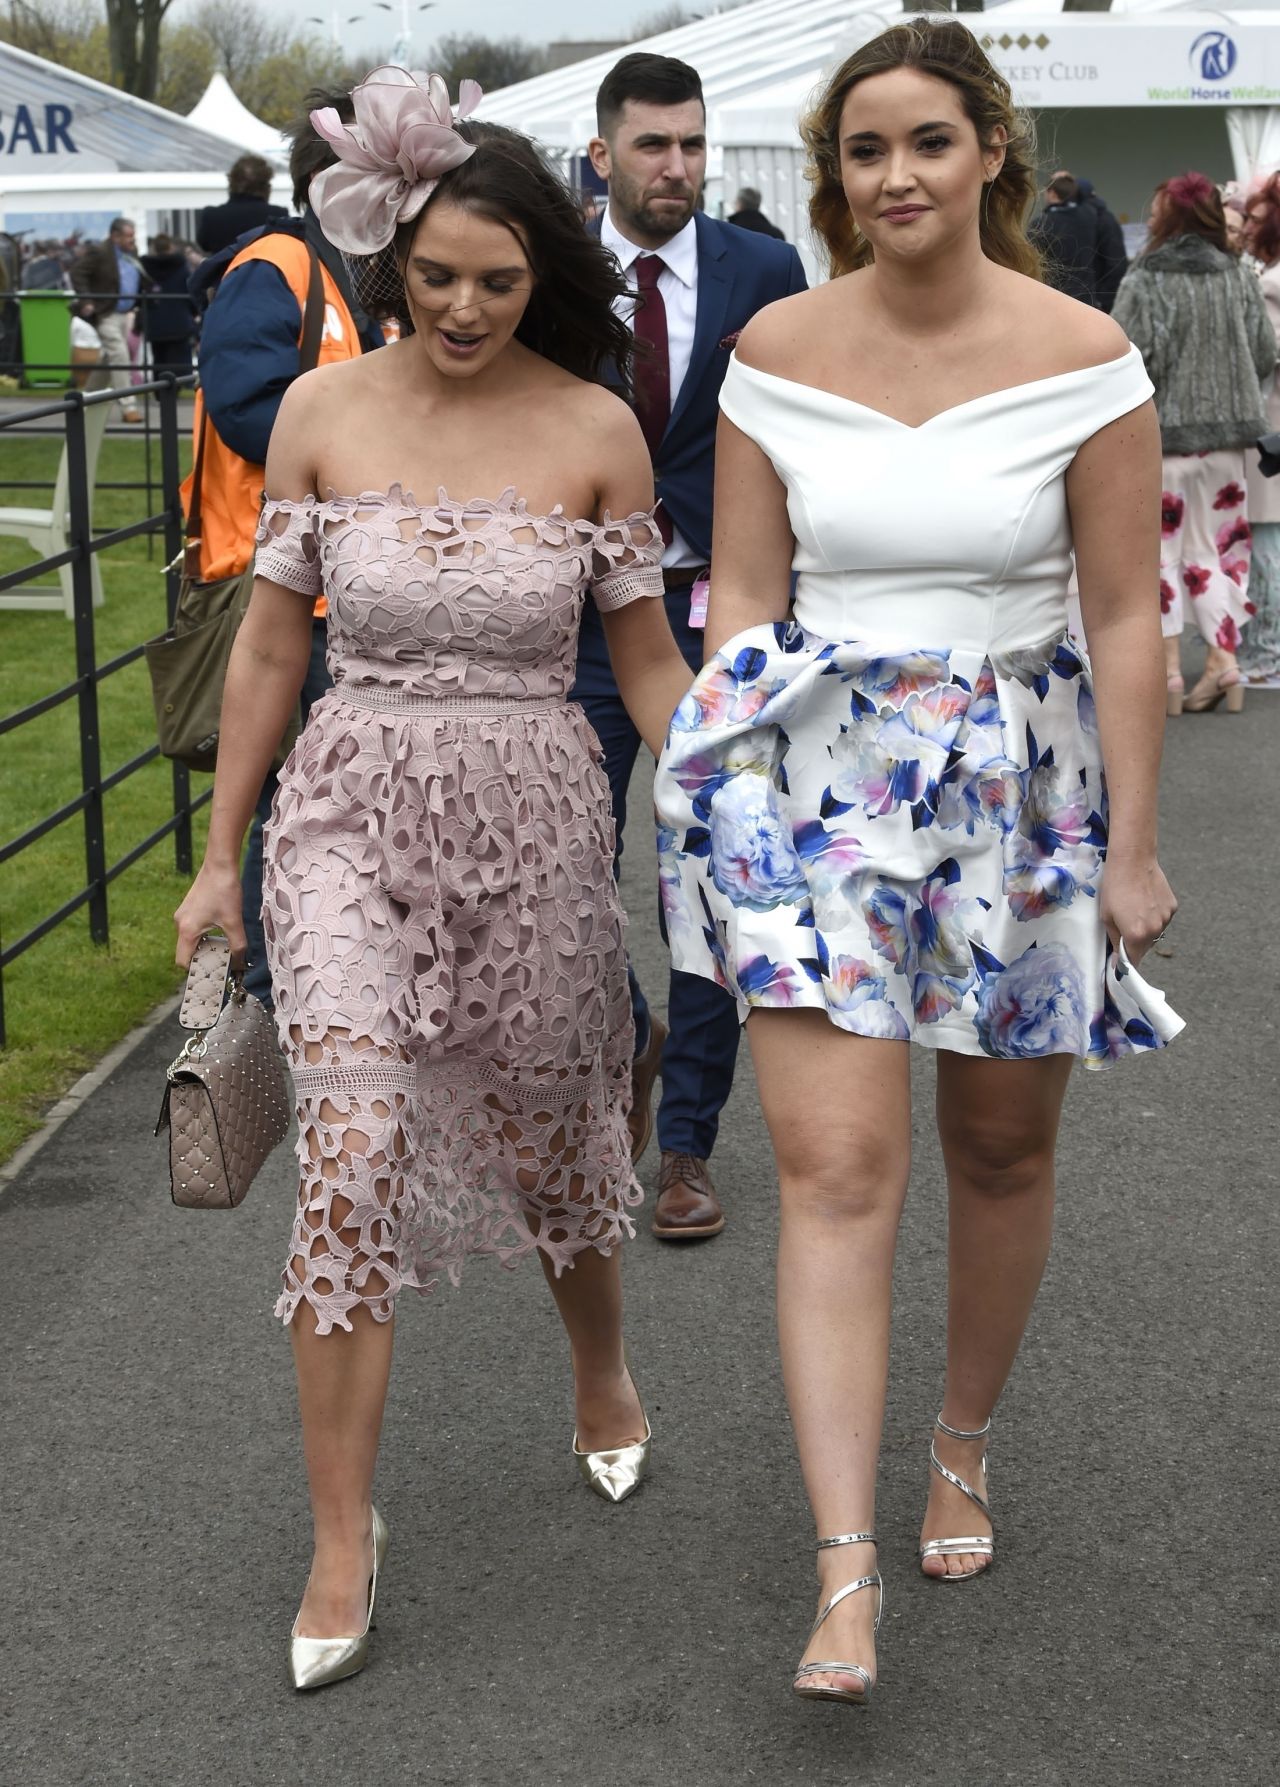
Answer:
[{"xmin": 575, "ymin": 52, "xmax": 807, "ymax": 1241}]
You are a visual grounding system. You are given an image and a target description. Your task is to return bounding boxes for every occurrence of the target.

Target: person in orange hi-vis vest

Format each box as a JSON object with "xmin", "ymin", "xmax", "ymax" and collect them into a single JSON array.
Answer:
[{"xmin": 185, "ymin": 88, "xmax": 384, "ymax": 1004}]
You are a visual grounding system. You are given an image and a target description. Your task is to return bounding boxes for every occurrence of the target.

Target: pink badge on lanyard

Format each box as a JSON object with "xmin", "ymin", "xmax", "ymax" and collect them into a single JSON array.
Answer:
[{"xmin": 689, "ymin": 575, "xmax": 710, "ymax": 629}]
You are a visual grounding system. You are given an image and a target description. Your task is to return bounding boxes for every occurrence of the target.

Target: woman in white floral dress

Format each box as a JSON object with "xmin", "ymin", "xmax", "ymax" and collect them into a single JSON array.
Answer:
[{"xmin": 654, "ymin": 20, "xmax": 1181, "ymax": 1705}]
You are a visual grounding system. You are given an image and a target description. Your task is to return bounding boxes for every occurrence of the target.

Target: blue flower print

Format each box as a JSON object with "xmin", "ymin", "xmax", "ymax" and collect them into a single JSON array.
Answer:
[
  {"xmin": 975, "ymin": 940, "xmax": 1088, "ymax": 1058},
  {"xmin": 707, "ymin": 774, "xmax": 808, "ymax": 911},
  {"xmin": 735, "ymin": 951, "xmax": 803, "ymax": 1005},
  {"xmin": 822, "ymin": 946, "xmax": 911, "ymax": 1040},
  {"xmin": 822, "ymin": 645, "xmax": 952, "ymax": 709},
  {"xmin": 830, "ymin": 684, "xmax": 969, "ymax": 825},
  {"xmin": 1004, "ymin": 730, "xmax": 1104, "ymax": 920},
  {"xmin": 864, "ymin": 859, "xmax": 979, "ymax": 1023},
  {"xmin": 992, "ymin": 638, "xmax": 1085, "ymax": 700}
]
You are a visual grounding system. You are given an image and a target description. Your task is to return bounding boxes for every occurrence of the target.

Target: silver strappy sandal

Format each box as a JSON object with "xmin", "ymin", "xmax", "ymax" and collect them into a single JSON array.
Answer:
[
  {"xmin": 792, "ymin": 1531, "xmax": 883, "ymax": 1706},
  {"xmin": 919, "ymin": 1413, "xmax": 994, "ymax": 1582}
]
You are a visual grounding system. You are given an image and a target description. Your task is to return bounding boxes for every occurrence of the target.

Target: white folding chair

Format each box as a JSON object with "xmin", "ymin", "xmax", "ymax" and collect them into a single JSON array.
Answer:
[{"xmin": 0, "ymin": 393, "xmax": 112, "ymax": 617}]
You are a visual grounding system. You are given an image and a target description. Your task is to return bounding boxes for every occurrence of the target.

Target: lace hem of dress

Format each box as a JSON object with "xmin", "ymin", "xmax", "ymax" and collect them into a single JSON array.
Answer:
[{"xmin": 275, "ymin": 1068, "xmax": 642, "ymax": 1335}]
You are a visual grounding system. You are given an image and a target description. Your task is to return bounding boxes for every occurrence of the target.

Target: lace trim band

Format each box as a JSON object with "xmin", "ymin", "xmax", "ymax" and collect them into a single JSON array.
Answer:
[
  {"xmin": 334, "ymin": 683, "xmax": 567, "ymax": 717},
  {"xmin": 592, "ymin": 563, "xmax": 665, "ymax": 612},
  {"xmin": 256, "ymin": 546, "xmax": 322, "ymax": 598},
  {"xmin": 292, "ymin": 1062, "xmax": 418, "ymax": 1098}
]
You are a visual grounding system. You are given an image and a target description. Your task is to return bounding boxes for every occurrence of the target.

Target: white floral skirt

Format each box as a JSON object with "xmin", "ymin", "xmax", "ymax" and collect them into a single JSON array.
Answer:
[
  {"xmin": 1160, "ymin": 449, "xmax": 1253, "ymax": 648},
  {"xmin": 653, "ymin": 622, "xmax": 1183, "ymax": 1069}
]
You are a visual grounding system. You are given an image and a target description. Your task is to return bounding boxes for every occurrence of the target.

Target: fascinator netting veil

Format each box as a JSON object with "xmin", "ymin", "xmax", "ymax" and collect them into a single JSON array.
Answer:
[{"xmin": 309, "ymin": 66, "xmax": 483, "ymax": 319}]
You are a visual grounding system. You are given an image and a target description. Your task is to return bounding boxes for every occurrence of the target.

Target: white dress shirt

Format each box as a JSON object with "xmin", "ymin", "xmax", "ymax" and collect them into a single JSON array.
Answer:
[{"xmin": 600, "ymin": 208, "xmax": 702, "ymax": 571}]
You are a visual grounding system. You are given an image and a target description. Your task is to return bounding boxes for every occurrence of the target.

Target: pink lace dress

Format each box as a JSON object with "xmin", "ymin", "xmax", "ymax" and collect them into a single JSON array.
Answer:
[{"xmin": 253, "ymin": 486, "xmax": 664, "ymax": 1334}]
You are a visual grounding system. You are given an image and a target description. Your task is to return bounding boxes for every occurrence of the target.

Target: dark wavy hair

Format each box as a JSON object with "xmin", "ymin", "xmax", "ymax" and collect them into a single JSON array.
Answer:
[{"xmin": 377, "ymin": 121, "xmax": 634, "ymax": 388}]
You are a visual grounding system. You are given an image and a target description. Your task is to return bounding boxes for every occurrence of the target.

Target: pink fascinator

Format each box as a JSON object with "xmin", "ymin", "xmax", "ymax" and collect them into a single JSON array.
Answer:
[{"xmin": 309, "ymin": 66, "xmax": 483, "ymax": 256}]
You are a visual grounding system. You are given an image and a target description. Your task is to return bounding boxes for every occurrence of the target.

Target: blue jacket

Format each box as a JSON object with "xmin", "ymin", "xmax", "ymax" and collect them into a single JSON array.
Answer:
[
  {"xmin": 190, "ymin": 215, "xmax": 383, "ymax": 466},
  {"xmin": 594, "ymin": 210, "xmax": 807, "ymax": 562}
]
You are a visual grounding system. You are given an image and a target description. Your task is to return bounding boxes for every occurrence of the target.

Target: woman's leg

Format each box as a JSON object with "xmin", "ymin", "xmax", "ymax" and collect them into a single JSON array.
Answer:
[
  {"xmin": 749, "ymin": 1011, "xmax": 913, "ymax": 1694},
  {"xmin": 281, "ymin": 1031, "xmax": 417, "ymax": 1637},
  {"xmin": 921, "ymin": 1052, "xmax": 1073, "ymax": 1578},
  {"xmin": 537, "ymin": 1246, "xmax": 646, "ymax": 1449},
  {"xmin": 291, "ymin": 1303, "xmax": 395, "ymax": 1635}
]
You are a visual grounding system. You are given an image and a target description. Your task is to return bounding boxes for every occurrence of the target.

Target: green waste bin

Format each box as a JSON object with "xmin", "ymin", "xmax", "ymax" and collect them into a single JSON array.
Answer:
[{"xmin": 19, "ymin": 290, "xmax": 71, "ymax": 388}]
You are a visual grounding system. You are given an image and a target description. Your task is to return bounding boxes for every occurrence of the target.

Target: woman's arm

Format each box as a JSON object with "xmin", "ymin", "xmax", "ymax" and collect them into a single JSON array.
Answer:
[
  {"xmin": 702, "ymin": 409, "xmax": 795, "ymax": 660},
  {"xmin": 1067, "ymin": 397, "xmax": 1177, "ymax": 962},
  {"xmin": 592, "ymin": 402, "xmax": 696, "ymax": 756},
  {"xmin": 174, "ymin": 379, "xmax": 323, "ymax": 966}
]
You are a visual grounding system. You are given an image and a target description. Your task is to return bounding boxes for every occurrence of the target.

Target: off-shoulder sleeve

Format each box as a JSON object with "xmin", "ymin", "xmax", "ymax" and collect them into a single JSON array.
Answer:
[
  {"xmin": 254, "ymin": 496, "xmax": 321, "ymax": 597},
  {"xmin": 590, "ymin": 510, "xmax": 665, "ymax": 612},
  {"xmin": 1077, "ymin": 343, "xmax": 1155, "ymax": 438},
  {"xmin": 717, "ymin": 352, "xmax": 767, "ymax": 448}
]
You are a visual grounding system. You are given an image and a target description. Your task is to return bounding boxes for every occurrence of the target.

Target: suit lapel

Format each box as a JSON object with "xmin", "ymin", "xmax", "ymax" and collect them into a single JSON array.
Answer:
[{"xmin": 665, "ymin": 213, "xmax": 733, "ymax": 444}]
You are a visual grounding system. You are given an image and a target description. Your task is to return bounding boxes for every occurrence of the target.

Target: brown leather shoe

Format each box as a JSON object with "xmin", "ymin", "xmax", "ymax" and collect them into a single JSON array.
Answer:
[
  {"xmin": 628, "ymin": 1016, "xmax": 668, "ymax": 1162},
  {"xmin": 653, "ymin": 1151, "xmax": 725, "ymax": 1240}
]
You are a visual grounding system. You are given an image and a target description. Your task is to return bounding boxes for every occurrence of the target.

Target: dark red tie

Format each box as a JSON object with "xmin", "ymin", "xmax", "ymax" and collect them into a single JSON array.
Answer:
[{"xmin": 632, "ymin": 254, "xmax": 673, "ymax": 546}]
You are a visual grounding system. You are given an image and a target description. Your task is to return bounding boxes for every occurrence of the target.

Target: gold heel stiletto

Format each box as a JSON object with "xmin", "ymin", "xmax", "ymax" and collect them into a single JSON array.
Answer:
[
  {"xmin": 288, "ymin": 1506, "xmax": 388, "ymax": 1691},
  {"xmin": 792, "ymin": 1532, "xmax": 883, "ymax": 1707},
  {"xmin": 572, "ymin": 1369, "xmax": 652, "ymax": 1503},
  {"xmin": 919, "ymin": 1414, "xmax": 994, "ymax": 1581}
]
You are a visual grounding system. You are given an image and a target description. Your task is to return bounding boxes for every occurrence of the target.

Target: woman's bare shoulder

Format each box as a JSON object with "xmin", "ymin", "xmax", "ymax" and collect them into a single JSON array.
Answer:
[
  {"xmin": 1004, "ymin": 272, "xmax": 1132, "ymax": 375},
  {"xmin": 735, "ymin": 279, "xmax": 857, "ymax": 375}
]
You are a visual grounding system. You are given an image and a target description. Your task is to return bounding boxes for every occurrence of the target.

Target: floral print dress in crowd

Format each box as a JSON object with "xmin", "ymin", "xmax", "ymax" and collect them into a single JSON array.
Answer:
[
  {"xmin": 1159, "ymin": 453, "xmax": 1254, "ymax": 652},
  {"xmin": 654, "ymin": 349, "xmax": 1184, "ymax": 1066},
  {"xmin": 254, "ymin": 489, "xmax": 662, "ymax": 1334}
]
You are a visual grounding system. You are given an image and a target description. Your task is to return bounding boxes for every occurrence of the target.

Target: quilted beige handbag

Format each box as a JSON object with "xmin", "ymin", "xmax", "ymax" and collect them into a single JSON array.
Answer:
[{"xmin": 157, "ymin": 933, "xmax": 290, "ymax": 1208}]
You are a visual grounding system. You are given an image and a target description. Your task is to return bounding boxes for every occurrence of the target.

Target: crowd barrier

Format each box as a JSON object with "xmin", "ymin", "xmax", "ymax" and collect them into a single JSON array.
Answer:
[{"xmin": 0, "ymin": 372, "xmax": 207, "ymax": 1048}]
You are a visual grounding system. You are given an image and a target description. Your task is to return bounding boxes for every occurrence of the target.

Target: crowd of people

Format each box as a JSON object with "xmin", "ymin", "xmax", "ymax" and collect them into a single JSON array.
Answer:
[{"xmin": 162, "ymin": 15, "xmax": 1202, "ymax": 1712}]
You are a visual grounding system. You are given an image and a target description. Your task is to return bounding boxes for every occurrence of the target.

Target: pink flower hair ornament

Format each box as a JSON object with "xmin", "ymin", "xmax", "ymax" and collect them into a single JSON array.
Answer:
[{"xmin": 308, "ymin": 66, "xmax": 483, "ymax": 256}]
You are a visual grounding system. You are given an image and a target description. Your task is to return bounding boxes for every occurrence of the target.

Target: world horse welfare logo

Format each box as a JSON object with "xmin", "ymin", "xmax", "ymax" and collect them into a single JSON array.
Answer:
[
  {"xmin": 1191, "ymin": 31, "xmax": 1237, "ymax": 82},
  {"xmin": 1148, "ymin": 30, "xmax": 1280, "ymax": 101}
]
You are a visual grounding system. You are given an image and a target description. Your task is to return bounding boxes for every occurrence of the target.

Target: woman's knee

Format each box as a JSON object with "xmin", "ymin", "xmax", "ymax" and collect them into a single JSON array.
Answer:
[
  {"xmin": 941, "ymin": 1109, "xmax": 1055, "ymax": 1196},
  {"xmin": 775, "ymin": 1136, "xmax": 909, "ymax": 1223}
]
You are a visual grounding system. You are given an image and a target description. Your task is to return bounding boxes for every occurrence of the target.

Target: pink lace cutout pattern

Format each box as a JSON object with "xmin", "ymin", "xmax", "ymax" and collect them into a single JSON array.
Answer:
[{"xmin": 260, "ymin": 488, "xmax": 660, "ymax": 1333}]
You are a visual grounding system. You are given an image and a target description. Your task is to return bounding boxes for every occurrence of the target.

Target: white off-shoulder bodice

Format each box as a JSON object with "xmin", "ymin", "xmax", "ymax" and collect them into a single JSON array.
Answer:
[{"xmin": 718, "ymin": 345, "xmax": 1153, "ymax": 654}]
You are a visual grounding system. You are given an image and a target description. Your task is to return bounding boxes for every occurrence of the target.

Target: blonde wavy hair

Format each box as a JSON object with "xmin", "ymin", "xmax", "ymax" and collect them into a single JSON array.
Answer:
[{"xmin": 800, "ymin": 17, "xmax": 1041, "ymax": 281}]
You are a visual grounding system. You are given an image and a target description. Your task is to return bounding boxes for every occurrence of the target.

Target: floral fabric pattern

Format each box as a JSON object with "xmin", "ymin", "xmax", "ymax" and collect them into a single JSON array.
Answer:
[
  {"xmin": 1159, "ymin": 448, "xmax": 1255, "ymax": 649},
  {"xmin": 256, "ymin": 489, "xmax": 662, "ymax": 1332},
  {"xmin": 656, "ymin": 621, "xmax": 1180, "ymax": 1068}
]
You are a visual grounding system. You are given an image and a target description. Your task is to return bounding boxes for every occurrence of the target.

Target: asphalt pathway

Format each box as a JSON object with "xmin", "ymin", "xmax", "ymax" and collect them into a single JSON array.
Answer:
[{"xmin": 3, "ymin": 670, "xmax": 1277, "ymax": 1787}]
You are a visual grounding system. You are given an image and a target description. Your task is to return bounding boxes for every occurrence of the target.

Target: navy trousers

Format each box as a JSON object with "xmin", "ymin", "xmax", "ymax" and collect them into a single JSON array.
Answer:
[
  {"xmin": 572, "ymin": 582, "xmax": 740, "ymax": 1159},
  {"xmin": 241, "ymin": 617, "xmax": 332, "ymax": 1006}
]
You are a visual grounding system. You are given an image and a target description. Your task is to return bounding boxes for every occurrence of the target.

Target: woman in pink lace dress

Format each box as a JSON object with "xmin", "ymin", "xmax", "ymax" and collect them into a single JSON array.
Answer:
[{"xmin": 175, "ymin": 74, "xmax": 692, "ymax": 1689}]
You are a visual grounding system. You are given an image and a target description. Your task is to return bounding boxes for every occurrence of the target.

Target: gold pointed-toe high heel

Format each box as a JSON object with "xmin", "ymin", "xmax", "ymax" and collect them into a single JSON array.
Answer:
[
  {"xmin": 288, "ymin": 1506, "xmax": 388, "ymax": 1691},
  {"xmin": 572, "ymin": 1369, "xmax": 652, "ymax": 1503}
]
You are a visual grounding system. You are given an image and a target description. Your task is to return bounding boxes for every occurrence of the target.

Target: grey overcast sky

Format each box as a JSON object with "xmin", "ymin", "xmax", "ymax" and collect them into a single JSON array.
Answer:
[{"xmin": 233, "ymin": 1, "xmax": 676, "ymax": 62}]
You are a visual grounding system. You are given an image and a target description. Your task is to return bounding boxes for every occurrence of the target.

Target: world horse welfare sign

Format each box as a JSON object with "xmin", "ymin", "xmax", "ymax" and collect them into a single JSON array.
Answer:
[{"xmin": 979, "ymin": 18, "xmax": 1280, "ymax": 109}]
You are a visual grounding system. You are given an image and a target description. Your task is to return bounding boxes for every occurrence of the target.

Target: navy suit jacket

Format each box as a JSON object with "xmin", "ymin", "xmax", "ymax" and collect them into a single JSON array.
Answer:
[{"xmin": 593, "ymin": 210, "xmax": 808, "ymax": 564}]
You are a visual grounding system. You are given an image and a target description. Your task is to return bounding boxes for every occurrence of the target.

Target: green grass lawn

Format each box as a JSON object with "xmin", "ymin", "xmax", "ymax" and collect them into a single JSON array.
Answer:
[{"xmin": 0, "ymin": 429, "xmax": 208, "ymax": 1162}]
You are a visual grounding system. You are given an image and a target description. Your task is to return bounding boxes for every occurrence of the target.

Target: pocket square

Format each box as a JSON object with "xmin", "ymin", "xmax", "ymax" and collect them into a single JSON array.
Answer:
[{"xmin": 718, "ymin": 330, "xmax": 741, "ymax": 351}]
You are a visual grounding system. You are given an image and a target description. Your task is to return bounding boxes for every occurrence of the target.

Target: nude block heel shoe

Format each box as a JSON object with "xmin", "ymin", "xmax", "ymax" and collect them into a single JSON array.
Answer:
[
  {"xmin": 288, "ymin": 1506, "xmax": 388, "ymax": 1691},
  {"xmin": 1166, "ymin": 674, "xmax": 1184, "ymax": 717}
]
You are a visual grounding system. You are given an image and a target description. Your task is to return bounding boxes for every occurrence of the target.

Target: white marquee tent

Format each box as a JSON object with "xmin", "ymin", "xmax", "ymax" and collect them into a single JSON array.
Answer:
[
  {"xmin": 480, "ymin": 0, "xmax": 1280, "ymax": 277},
  {"xmin": 186, "ymin": 73, "xmax": 290, "ymax": 164}
]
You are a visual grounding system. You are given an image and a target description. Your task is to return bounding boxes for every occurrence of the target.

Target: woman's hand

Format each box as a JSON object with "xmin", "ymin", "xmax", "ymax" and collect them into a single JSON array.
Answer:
[
  {"xmin": 1099, "ymin": 849, "xmax": 1177, "ymax": 966},
  {"xmin": 174, "ymin": 860, "xmax": 247, "ymax": 970}
]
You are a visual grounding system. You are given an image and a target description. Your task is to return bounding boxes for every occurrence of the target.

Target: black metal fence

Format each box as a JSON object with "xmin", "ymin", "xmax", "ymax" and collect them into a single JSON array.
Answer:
[{"xmin": 0, "ymin": 373, "xmax": 207, "ymax": 1048}]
